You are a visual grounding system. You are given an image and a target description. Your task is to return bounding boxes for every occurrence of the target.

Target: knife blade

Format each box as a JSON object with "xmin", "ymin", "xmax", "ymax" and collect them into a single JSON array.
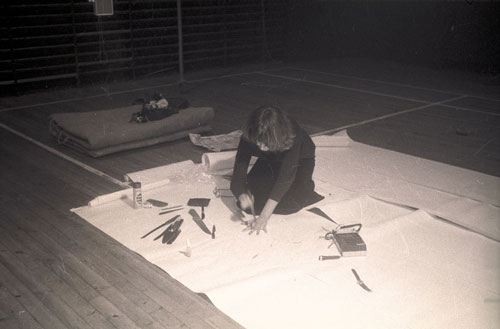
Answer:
[
  {"xmin": 189, "ymin": 209, "xmax": 211, "ymax": 235},
  {"xmin": 352, "ymin": 269, "xmax": 372, "ymax": 292}
]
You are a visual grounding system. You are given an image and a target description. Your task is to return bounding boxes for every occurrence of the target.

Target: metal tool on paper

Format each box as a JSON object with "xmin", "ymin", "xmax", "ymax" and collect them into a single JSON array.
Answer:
[
  {"xmin": 213, "ymin": 187, "xmax": 233, "ymax": 198},
  {"xmin": 159, "ymin": 205, "xmax": 183, "ymax": 215},
  {"xmin": 146, "ymin": 199, "xmax": 169, "ymax": 207},
  {"xmin": 187, "ymin": 198, "xmax": 210, "ymax": 219},
  {"xmin": 188, "ymin": 208, "xmax": 211, "ymax": 235},
  {"xmin": 318, "ymin": 255, "xmax": 341, "ymax": 261},
  {"xmin": 141, "ymin": 215, "xmax": 180, "ymax": 239},
  {"xmin": 352, "ymin": 269, "xmax": 372, "ymax": 292}
]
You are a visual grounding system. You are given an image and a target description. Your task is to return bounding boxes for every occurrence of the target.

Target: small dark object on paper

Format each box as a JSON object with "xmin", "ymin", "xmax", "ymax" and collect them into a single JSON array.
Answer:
[
  {"xmin": 188, "ymin": 198, "xmax": 210, "ymax": 207},
  {"xmin": 188, "ymin": 198, "xmax": 210, "ymax": 219},
  {"xmin": 159, "ymin": 207, "xmax": 183, "ymax": 215},
  {"xmin": 325, "ymin": 224, "xmax": 367, "ymax": 257},
  {"xmin": 334, "ymin": 233, "xmax": 367, "ymax": 257},
  {"xmin": 307, "ymin": 207, "xmax": 338, "ymax": 224},
  {"xmin": 318, "ymin": 255, "xmax": 341, "ymax": 261},
  {"xmin": 352, "ymin": 269, "xmax": 372, "ymax": 292},
  {"xmin": 147, "ymin": 199, "xmax": 168, "ymax": 207}
]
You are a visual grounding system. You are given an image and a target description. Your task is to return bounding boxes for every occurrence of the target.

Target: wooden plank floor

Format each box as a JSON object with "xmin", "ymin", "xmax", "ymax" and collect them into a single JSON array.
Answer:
[{"xmin": 0, "ymin": 58, "xmax": 499, "ymax": 329}]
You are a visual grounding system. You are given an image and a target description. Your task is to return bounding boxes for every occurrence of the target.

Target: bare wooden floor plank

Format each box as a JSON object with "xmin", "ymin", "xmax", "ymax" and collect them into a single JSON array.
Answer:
[
  {"xmin": 0, "ymin": 220, "xmax": 121, "ymax": 329},
  {"xmin": 0, "ymin": 260, "xmax": 69, "ymax": 329},
  {"xmin": 0, "ymin": 237, "xmax": 97, "ymax": 329},
  {"xmin": 0, "ymin": 270, "xmax": 45, "ymax": 329}
]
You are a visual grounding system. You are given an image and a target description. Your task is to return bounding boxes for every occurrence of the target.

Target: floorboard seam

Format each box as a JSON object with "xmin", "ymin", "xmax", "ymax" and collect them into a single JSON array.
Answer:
[{"xmin": 0, "ymin": 122, "xmax": 128, "ymax": 189}]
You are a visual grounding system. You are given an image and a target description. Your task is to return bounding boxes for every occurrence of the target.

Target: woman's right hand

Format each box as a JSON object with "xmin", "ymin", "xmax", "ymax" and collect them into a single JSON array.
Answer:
[{"xmin": 238, "ymin": 192, "xmax": 254, "ymax": 211}]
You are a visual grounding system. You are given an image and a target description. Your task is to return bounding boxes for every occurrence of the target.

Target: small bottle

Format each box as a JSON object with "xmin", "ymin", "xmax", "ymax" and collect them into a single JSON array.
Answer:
[{"xmin": 132, "ymin": 182, "xmax": 142, "ymax": 209}]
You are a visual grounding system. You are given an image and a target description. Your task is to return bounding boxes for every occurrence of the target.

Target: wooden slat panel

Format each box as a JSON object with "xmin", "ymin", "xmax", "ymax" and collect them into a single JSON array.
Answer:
[{"xmin": 1, "ymin": 0, "xmax": 288, "ymax": 94}]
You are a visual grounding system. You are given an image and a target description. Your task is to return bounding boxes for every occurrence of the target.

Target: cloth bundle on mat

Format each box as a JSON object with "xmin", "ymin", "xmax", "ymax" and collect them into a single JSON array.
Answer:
[{"xmin": 49, "ymin": 105, "xmax": 215, "ymax": 157}]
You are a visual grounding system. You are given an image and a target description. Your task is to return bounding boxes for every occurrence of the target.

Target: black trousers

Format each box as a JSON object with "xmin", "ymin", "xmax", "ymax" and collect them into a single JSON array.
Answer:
[{"xmin": 243, "ymin": 157, "xmax": 324, "ymax": 215}]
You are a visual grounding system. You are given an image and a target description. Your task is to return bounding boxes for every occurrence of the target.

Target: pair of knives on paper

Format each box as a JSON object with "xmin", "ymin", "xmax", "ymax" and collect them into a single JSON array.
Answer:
[
  {"xmin": 352, "ymin": 269, "xmax": 372, "ymax": 292},
  {"xmin": 141, "ymin": 215, "xmax": 183, "ymax": 244},
  {"xmin": 157, "ymin": 218, "xmax": 183, "ymax": 244}
]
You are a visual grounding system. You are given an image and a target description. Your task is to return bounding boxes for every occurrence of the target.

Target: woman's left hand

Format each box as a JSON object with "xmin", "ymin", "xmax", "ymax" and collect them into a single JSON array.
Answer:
[
  {"xmin": 243, "ymin": 198, "xmax": 277, "ymax": 235},
  {"xmin": 245, "ymin": 215, "xmax": 269, "ymax": 235}
]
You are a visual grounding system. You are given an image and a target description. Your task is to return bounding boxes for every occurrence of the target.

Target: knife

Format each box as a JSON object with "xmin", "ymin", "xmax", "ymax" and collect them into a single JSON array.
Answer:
[
  {"xmin": 162, "ymin": 218, "xmax": 184, "ymax": 244},
  {"xmin": 154, "ymin": 218, "xmax": 182, "ymax": 241},
  {"xmin": 352, "ymin": 269, "xmax": 372, "ymax": 292},
  {"xmin": 141, "ymin": 215, "xmax": 180, "ymax": 239},
  {"xmin": 189, "ymin": 209, "xmax": 212, "ymax": 235},
  {"xmin": 164, "ymin": 229, "xmax": 181, "ymax": 245}
]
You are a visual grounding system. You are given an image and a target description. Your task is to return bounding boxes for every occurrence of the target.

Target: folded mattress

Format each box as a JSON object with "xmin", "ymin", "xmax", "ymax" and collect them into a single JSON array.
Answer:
[{"xmin": 49, "ymin": 105, "xmax": 215, "ymax": 157}]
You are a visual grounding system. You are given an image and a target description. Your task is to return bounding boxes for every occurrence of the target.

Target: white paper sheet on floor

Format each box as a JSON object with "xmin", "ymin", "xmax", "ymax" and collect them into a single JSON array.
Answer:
[{"xmin": 73, "ymin": 130, "xmax": 500, "ymax": 329}]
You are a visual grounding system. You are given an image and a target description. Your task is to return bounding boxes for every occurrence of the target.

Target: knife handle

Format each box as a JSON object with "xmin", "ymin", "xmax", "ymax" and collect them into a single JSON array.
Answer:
[
  {"xmin": 319, "ymin": 255, "xmax": 341, "ymax": 261},
  {"xmin": 351, "ymin": 269, "xmax": 361, "ymax": 281},
  {"xmin": 165, "ymin": 229, "xmax": 181, "ymax": 244}
]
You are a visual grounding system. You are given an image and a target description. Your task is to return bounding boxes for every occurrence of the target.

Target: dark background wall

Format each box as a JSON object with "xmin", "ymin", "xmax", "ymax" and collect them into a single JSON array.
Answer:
[
  {"xmin": 2, "ymin": 0, "xmax": 499, "ymax": 95},
  {"xmin": 0, "ymin": 0, "xmax": 288, "ymax": 95},
  {"xmin": 286, "ymin": 1, "xmax": 500, "ymax": 74}
]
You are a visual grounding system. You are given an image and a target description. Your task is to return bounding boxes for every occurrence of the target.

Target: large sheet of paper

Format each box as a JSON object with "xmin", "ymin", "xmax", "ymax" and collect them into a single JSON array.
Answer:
[{"xmin": 73, "ymin": 131, "xmax": 500, "ymax": 329}]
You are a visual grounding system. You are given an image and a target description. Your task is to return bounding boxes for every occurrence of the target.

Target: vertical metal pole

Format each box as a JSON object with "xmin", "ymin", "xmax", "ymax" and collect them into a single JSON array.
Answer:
[
  {"xmin": 71, "ymin": 0, "xmax": 80, "ymax": 86},
  {"xmin": 129, "ymin": 0, "xmax": 135, "ymax": 79},
  {"xmin": 176, "ymin": 0, "xmax": 184, "ymax": 86},
  {"xmin": 260, "ymin": 0, "xmax": 268, "ymax": 61},
  {"xmin": 6, "ymin": 0, "xmax": 18, "ymax": 94}
]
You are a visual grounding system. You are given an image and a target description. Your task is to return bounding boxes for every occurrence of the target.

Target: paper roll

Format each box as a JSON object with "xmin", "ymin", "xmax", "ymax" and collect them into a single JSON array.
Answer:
[
  {"xmin": 124, "ymin": 159, "xmax": 195, "ymax": 184},
  {"xmin": 202, "ymin": 151, "xmax": 258, "ymax": 175},
  {"xmin": 201, "ymin": 151, "xmax": 238, "ymax": 173},
  {"xmin": 200, "ymin": 129, "xmax": 351, "ymax": 174}
]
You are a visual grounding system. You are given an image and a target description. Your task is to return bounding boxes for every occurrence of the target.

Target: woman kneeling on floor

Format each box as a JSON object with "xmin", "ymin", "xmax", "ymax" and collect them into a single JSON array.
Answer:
[{"xmin": 230, "ymin": 105, "xmax": 324, "ymax": 234}]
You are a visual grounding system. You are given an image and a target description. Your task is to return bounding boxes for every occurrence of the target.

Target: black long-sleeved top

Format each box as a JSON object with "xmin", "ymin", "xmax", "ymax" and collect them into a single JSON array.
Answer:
[{"xmin": 230, "ymin": 120, "xmax": 315, "ymax": 203}]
